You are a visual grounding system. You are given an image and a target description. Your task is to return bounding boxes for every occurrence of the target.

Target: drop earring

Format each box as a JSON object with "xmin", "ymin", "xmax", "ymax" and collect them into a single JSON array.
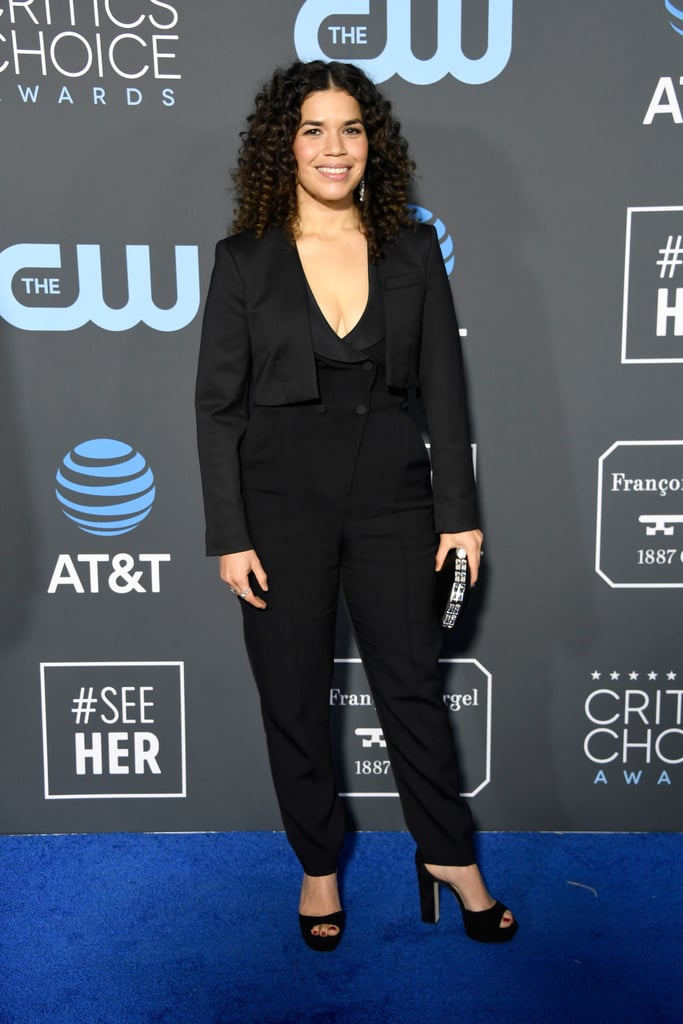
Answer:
[{"xmin": 358, "ymin": 178, "xmax": 366, "ymax": 203}]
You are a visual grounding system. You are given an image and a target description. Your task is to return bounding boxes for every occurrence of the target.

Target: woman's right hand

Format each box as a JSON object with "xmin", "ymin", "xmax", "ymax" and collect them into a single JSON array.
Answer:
[{"xmin": 218, "ymin": 550, "xmax": 268, "ymax": 609}]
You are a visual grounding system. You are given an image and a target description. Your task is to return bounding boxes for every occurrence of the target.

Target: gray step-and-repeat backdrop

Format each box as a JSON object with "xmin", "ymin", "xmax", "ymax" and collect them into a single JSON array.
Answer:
[{"xmin": 1, "ymin": 1, "xmax": 681, "ymax": 835}]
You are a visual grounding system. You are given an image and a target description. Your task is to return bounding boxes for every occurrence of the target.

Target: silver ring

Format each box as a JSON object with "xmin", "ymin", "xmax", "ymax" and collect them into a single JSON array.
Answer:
[
  {"xmin": 228, "ymin": 587, "xmax": 238, "ymax": 595},
  {"xmin": 239, "ymin": 587, "xmax": 251, "ymax": 599}
]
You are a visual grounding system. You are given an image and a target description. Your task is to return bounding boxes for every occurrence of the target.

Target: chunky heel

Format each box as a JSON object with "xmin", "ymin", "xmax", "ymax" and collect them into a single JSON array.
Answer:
[
  {"xmin": 415, "ymin": 854, "xmax": 440, "ymax": 924},
  {"xmin": 415, "ymin": 855, "xmax": 517, "ymax": 943}
]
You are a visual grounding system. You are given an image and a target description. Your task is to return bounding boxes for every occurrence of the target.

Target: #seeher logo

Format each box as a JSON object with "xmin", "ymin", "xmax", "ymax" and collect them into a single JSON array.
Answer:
[
  {"xmin": 409, "ymin": 205, "xmax": 455, "ymax": 276},
  {"xmin": 666, "ymin": 0, "xmax": 683, "ymax": 36},
  {"xmin": 55, "ymin": 439, "xmax": 155, "ymax": 537}
]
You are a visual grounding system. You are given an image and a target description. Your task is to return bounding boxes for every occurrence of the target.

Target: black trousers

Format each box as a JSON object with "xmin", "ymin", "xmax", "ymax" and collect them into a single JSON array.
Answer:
[{"xmin": 238, "ymin": 360, "xmax": 475, "ymax": 876}]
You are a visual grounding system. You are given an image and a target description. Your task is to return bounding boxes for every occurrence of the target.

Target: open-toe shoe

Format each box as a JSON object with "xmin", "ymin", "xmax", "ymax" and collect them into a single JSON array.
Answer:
[
  {"xmin": 416, "ymin": 855, "xmax": 517, "ymax": 943},
  {"xmin": 298, "ymin": 909, "xmax": 346, "ymax": 952}
]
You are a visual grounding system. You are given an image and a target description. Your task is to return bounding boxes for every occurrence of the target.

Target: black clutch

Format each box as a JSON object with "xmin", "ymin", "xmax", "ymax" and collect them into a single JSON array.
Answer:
[{"xmin": 441, "ymin": 547, "xmax": 469, "ymax": 629}]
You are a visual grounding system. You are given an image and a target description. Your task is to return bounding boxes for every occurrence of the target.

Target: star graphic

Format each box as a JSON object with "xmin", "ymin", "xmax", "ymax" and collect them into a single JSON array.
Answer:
[
  {"xmin": 667, "ymin": 671, "xmax": 677, "ymax": 681},
  {"xmin": 629, "ymin": 671, "xmax": 639, "ymax": 681},
  {"xmin": 591, "ymin": 671, "xmax": 601, "ymax": 680},
  {"xmin": 610, "ymin": 671, "xmax": 620, "ymax": 681},
  {"xmin": 648, "ymin": 671, "xmax": 658, "ymax": 681}
]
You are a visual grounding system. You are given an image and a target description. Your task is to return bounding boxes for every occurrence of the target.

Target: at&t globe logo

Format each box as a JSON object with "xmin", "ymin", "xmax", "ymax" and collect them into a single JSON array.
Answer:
[
  {"xmin": 409, "ymin": 205, "xmax": 455, "ymax": 276},
  {"xmin": 666, "ymin": 0, "xmax": 683, "ymax": 36},
  {"xmin": 56, "ymin": 439, "xmax": 155, "ymax": 537}
]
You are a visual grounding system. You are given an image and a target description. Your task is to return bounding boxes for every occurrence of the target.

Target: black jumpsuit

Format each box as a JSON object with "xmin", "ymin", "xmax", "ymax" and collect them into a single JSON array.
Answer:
[{"xmin": 238, "ymin": 266, "xmax": 475, "ymax": 875}]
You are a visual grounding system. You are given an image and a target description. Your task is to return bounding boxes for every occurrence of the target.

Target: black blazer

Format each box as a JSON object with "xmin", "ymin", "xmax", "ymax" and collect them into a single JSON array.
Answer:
[{"xmin": 195, "ymin": 223, "xmax": 479, "ymax": 555}]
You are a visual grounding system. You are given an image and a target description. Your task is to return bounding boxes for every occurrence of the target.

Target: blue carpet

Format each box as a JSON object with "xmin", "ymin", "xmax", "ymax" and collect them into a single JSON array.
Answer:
[{"xmin": 0, "ymin": 832, "xmax": 680, "ymax": 1023}]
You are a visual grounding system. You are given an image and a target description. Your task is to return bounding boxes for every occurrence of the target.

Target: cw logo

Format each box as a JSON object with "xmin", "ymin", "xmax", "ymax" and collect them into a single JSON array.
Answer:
[
  {"xmin": 0, "ymin": 243, "xmax": 200, "ymax": 332},
  {"xmin": 294, "ymin": 0, "xmax": 514, "ymax": 85}
]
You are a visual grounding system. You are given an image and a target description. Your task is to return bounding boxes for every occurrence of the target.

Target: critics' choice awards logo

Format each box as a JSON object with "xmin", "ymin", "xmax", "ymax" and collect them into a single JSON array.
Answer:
[
  {"xmin": 583, "ymin": 668, "xmax": 681, "ymax": 788},
  {"xmin": 40, "ymin": 661, "xmax": 186, "ymax": 799},
  {"xmin": 596, "ymin": 441, "xmax": 683, "ymax": 588},
  {"xmin": 0, "ymin": 1, "xmax": 181, "ymax": 108},
  {"xmin": 49, "ymin": 439, "xmax": 170, "ymax": 595},
  {"xmin": 622, "ymin": 208, "xmax": 683, "ymax": 363},
  {"xmin": 0, "ymin": 243, "xmax": 199, "ymax": 333},
  {"xmin": 294, "ymin": 0, "xmax": 513, "ymax": 85},
  {"xmin": 330, "ymin": 659, "xmax": 491, "ymax": 798}
]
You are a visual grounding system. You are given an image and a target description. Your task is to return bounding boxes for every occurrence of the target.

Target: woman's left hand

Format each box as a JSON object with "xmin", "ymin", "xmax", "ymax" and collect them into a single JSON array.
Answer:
[{"xmin": 435, "ymin": 530, "xmax": 484, "ymax": 585}]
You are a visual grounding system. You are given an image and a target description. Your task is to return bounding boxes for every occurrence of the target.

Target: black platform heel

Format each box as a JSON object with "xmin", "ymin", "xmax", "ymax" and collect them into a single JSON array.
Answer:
[
  {"xmin": 416, "ymin": 855, "xmax": 517, "ymax": 943},
  {"xmin": 298, "ymin": 910, "xmax": 346, "ymax": 952}
]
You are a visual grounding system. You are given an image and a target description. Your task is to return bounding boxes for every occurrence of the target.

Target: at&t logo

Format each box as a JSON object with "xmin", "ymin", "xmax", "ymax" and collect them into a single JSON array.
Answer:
[
  {"xmin": 294, "ymin": 0, "xmax": 514, "ymax": 85},
  {"xmin": 642, "ymin": 3, "xmax": 683, "ymax": 123},
  {"xmin": 48, "ymin": 438, "xmax": 171, "ymax": 595},
  {"xmin": 0, "ymin": 243, "xmax": 199, "ymax": 332}
]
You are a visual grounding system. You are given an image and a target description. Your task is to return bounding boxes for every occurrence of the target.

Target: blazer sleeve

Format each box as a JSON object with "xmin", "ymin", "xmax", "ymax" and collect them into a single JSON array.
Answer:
[
  {"xmin": 195, "ymin": 239, "xmax": 253, "ymax": 555},
  {"xmin": 418, "ymin": 227, "xmax": 480, "ymax": 534}
]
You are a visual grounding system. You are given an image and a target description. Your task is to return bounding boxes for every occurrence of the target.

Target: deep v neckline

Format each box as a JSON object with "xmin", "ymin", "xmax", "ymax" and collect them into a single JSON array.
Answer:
[{"xmin": 295, "ymin": 247, "xmax": 370, "ymax": 340}]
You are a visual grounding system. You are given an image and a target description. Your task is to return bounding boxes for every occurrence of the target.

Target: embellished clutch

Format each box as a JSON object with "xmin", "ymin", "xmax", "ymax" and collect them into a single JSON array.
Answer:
[{"xmin": 441, "ymin": 547, "xmax": 469, "ymax": 629}]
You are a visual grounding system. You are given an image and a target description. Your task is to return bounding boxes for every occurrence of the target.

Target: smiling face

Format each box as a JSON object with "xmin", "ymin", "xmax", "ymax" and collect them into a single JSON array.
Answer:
[{"xmin": 292, "ymin": 88, "xmax": 368, "ymax": 213}]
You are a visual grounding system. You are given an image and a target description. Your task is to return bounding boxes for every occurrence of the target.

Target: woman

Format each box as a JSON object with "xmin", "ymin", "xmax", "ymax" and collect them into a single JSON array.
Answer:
[{"xmin": 195, "ymin": 60, "xmax": 516, "ymax": 951}]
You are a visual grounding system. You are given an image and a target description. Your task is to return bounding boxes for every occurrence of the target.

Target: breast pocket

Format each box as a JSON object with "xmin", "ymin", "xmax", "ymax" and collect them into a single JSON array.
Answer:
[{"xmin": 383, "ymin": 272, "xmax": 423, "ymax": 291}]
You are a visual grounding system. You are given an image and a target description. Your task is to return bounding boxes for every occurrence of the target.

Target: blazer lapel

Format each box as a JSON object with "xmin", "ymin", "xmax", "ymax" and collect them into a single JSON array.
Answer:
[
  {"xmin": 378, "ymin": 232, "xmax": 424, "ymax": 388},
  {"xmin": 266, "ymin": 228, "xmax": 311, "ymax": 346},
  {"xmin": 251, "ymin": 229, "xmax": 320, "ymax": 402}
]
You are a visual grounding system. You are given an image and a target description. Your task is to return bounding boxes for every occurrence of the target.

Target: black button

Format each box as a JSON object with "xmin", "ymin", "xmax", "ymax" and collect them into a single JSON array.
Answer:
[
  {"xmin": 362, "ymin": 360, "xmax": 373, "ymax": 371},
  {"xmin": 315, "ymin": 403, "xmax": 327, "ymax": 414},
  {"xmin": 356, "ymin": 404, "xmax": 367, "ymax": 415}
]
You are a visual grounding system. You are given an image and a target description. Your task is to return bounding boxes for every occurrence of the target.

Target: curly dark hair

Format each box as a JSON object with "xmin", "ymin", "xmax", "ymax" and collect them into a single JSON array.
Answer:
[{"xmin": 231, "ymin": 60, "xmax": 416, "ymax": 262}]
